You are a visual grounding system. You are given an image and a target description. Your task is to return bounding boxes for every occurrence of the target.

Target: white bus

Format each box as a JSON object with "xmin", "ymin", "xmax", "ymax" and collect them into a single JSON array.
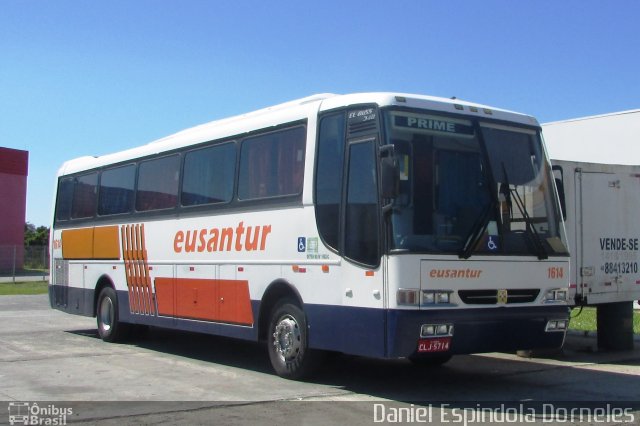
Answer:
[{"xmin": 50, "ymin": 93, "xmax": 570, "ymax": 379}]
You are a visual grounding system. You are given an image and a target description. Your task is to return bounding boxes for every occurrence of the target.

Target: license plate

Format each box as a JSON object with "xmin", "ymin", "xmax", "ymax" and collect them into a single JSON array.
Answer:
[{"xmin": 417, "ymin": 337, "xmax": 451, "ymax": 353}]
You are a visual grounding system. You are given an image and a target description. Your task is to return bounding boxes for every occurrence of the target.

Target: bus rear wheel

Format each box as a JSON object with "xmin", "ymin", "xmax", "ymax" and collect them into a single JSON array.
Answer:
[
  {"xmin": 96, "ymin": 287, "xmax": 129, "ymax": 342},
  {"xmin": 267, "ymin": 300, "xmax": 323, "ymax": 379}
]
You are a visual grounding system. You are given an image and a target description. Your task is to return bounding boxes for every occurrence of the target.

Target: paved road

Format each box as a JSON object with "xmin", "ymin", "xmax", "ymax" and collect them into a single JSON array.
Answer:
[{"xmin": 1, "ymin": 295, "xmax": 639, "ymax": 425}]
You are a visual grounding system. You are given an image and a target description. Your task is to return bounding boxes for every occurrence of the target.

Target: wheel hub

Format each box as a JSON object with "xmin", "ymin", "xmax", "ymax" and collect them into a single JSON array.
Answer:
[
  {"xmin": 273, "ymin": 315, "xmax": 301, "ymax": 360},
  {"xmin": 99, "ymin": 297, "xmax": 114, "ymax": 332}
]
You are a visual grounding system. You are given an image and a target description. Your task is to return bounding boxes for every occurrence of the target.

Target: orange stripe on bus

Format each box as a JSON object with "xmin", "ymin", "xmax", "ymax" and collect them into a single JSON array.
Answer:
[
  {"xmin": 61, "ymin": 228, "xmax": 94, "ymax": 259},
  {"xmin": 155, "ymin": 277, "xmax": 176, "ymax": 316},
  {"xmin": 93, "ymin": 226, "xmax": 121, "ymax": 259},
  {"xmin": 61, "ymin": 226, "xmax": 119, "ymax": 260},
  {"xmin": 121, "ymin": 226, "xmax": 136, "ymax": 314},
  {"xmin": 155, "ymin": 278, "xmax": 253, "ymax": 326},
  {"xmin": 121, "ymin": 223, "xmax": 155, "ymax": 315},
  {"xmin": 139, "ymin": 224, "xmax": 155, "ymax": 315},
  {"xmin": 130, "ymin": 224, "xmax": 142, "ymax": 313}
]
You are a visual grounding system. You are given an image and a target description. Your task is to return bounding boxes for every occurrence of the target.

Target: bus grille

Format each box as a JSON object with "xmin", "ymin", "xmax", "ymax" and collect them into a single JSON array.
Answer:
[
  {"xmin": 458, "ymin": 289, "xmax": 540, "ymax": 305},
  {"xmin": 53, "ymin": 259, "xmax": 69, "ymax": 286},
  {"xmin": 53, "ymin": 259, "xmax": 69, "ymax": 307}
]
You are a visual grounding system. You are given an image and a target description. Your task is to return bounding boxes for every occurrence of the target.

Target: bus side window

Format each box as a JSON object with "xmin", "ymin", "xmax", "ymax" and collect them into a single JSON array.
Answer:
[
  {"xmin": 70, "ymin": 172, "xmax": 98, "ymax": 219},
  {"xmin": 136, "ymin": 154, "xmax": 180, "ymax": 212},
  {"xmin": 55, "ymin": 178, "xmax": 74, "ymax": 222},
  {"xmin": 98, "ymin": 164, "xmax": 135, "ymax": 215},
  {"xmin": 182, "ymin": 142, "xmax": 236, "ymax": 206},
  {"xmin": 238, "ymin": 126, "xmax": 305, "ymax": 200}
]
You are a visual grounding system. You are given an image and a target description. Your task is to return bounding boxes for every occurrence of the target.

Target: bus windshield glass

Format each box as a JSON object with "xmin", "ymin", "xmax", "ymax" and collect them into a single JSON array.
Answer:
[{"xmin": 383, "ymin": 110, "xmax": 568, "ymax": 257}]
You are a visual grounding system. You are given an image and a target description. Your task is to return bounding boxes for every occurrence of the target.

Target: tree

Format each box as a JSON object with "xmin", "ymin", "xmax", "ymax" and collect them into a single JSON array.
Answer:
[{"xmin": 25, "ymin": 222, "xmax": 50, "ymax": 247}]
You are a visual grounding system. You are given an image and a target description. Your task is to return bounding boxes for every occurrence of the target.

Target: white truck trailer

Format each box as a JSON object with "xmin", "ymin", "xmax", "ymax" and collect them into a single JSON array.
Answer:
[{"xmin": 543, "ymin": 109, "xmax": 640, "ymax": 350}]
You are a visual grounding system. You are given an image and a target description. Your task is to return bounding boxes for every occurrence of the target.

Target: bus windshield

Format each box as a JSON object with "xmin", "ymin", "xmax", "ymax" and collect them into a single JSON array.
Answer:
[{"xmin": 384, "ymin": 110, "xmax": 568, "ymax": 258}]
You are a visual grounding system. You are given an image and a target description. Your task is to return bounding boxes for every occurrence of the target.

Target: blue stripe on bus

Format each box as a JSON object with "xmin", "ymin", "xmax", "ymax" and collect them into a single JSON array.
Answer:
[
  {"xmin": 385, "ymin": 305, "xmax": 570, "ymax": 357},
  {"xmin": 305, "ymin": 304, "xmax": 569, "ymax": 358},
  {"xmin": 305, "ymin": 304, "xmax": 387, "ymax": 357},
  {"xmin": 50, "ymin": 284, "xmax": 568, "ymax": 358}
]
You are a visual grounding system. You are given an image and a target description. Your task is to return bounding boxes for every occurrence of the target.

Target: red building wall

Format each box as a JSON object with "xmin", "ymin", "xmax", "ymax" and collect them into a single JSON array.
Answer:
[{"xmin": 0, "ymin": 147, "xmax": 29, "ymax": 271}]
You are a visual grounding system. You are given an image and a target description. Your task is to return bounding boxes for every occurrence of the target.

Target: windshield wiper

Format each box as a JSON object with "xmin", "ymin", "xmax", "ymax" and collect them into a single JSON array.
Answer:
[
  {"xmin": 458, "ymin": 201, "xmax": 494, "ymax": 259},
  {"xmin": 501, "ymin": 163, "xmax": 548, "ymax": 260}
]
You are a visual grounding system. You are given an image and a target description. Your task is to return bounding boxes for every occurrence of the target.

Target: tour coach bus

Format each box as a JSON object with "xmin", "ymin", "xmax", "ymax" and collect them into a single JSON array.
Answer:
[{"xmin": 50, "ymin": 93, "xmax": 570, "ymax": 379}]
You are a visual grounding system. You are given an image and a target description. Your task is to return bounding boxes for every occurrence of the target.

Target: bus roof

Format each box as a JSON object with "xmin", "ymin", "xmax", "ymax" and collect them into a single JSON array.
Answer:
[
  {"xmin": 543, "ymin": 109, "xmax": 640, "ymax": 165},
  {"xmin": 57, "ymin": 92, "xmax": 539, "ymax": 176}
]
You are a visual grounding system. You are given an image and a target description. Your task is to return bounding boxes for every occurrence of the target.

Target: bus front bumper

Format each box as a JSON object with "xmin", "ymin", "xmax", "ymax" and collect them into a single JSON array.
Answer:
[{"xmin": 386, "ymin": 305, "xmax": 570, "ymax": 358}]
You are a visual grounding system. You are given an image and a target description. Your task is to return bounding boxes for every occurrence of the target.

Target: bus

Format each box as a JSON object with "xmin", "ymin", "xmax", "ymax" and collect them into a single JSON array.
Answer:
[{"xmin": 50, "ymin": 93, "xmax": 570, "ymax": 379}]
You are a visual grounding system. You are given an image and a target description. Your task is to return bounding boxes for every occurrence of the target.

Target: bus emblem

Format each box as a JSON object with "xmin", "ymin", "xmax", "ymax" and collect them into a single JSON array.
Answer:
[{"xmin": 497, "ymin": 289, "xmax": 508, "ymax": 304}]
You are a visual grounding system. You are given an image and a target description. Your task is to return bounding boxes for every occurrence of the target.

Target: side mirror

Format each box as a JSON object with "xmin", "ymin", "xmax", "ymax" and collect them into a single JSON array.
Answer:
[
  {"xmin": 552, "ymin": 165, "xmax": 566, "ymax": 221},
  {"xmin": 380, "ymin": 144, "xmax": 399, "ymax": 200}
]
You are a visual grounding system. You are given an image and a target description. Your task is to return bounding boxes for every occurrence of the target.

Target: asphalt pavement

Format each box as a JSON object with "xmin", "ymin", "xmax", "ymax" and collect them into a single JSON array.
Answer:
[{"xmin": 1, "ymin": 294, "xmax": 639, "ymax": 425}]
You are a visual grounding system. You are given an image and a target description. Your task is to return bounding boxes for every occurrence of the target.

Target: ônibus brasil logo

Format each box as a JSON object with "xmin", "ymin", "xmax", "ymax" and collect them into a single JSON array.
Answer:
[{"xmin": 8, "ymin": 402, "xmax": 72, "ymax": 425}]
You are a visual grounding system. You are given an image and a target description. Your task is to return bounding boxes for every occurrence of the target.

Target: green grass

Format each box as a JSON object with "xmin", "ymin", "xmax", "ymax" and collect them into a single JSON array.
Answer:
[
  {"xmin": 0, "ymin": 281, "xmax": 49, "ymax": 295},
  {"xmin": 569, "ymin": 307, "xmax": 597, "ymax": 332},
  {"xmin": 569, "ymin": 306, "xmax": 640, "ymax": 334}
]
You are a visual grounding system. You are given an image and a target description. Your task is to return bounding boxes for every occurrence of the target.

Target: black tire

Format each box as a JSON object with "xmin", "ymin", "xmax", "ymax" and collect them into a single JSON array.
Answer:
[
  {"xmin": 96, "ymin": 287, "xmax": 130, "ymax": 342},
  {"xmin": 267, "ymin": 300, "xmax": 323, "ymax": 379},
  {"xmin": 408, "ymin": 354, "xmax": 453, "ymax": 367}
]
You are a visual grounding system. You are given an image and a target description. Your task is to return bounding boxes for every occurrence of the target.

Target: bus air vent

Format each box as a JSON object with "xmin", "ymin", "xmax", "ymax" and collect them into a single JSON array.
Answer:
[{"xmin": 348, "ymin": 119, "xmax": 377, "ymax": 136}]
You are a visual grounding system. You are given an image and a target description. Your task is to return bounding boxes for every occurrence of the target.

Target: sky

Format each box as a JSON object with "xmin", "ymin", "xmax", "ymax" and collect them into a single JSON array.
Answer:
[{"xmin": 1, "ymin": 0, "xmax": 639, "ymax": 227}]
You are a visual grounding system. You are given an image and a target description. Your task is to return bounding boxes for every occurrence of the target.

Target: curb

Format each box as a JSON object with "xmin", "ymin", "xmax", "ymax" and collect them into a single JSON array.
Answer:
[
  {"xmin": 567, "ymin": 329, "xmax": 640, "ymax": 342},
  {"xmin": 0, "ymin": 276, "xmax": 49, "ymax": 284}
]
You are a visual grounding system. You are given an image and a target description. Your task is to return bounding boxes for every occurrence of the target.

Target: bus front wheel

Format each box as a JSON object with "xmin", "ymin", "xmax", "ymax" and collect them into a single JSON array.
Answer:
[
  {"xmin": 267, "ymin": 300, "xmax": 323, "ymax": 379},
  {"xmin": 96, "ymin": 287, "xmax": 129, "ymax": 342}
]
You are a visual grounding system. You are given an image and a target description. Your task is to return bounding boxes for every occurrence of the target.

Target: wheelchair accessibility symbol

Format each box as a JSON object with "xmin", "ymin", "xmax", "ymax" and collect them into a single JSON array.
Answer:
[
  {"xmin": 297, "ymin": 237, "xmax": 306, "ymax": 252},
  {"xmin": 487, "ymin": 236, "xmax": 498, "ymax": 251}
]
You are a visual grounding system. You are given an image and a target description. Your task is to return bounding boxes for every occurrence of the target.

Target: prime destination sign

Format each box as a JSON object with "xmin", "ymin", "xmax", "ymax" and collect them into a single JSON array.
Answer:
[{"xmin": 393, "ymin": 115, "xmax": 474, "ymax": 136}]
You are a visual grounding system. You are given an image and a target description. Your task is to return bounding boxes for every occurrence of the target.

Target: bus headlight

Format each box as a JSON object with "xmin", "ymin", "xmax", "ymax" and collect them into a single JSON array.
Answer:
[
  {"xmin": 397, "ymin": 289, "xmax": 453, "ymax": 306},
  {"xmin": 437, "ymin": 292, "xmax": 450, "ymax": 304},
  {"xmin": 545, "ymin": 288, "xmax": 568, "ymax": 302},
  {"xmin": 422, "ymin": 290, "xmax": 452, "ymax": 305}
]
